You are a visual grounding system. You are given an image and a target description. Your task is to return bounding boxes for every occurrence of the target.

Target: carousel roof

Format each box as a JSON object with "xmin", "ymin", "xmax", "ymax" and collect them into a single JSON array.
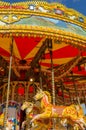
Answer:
[{"xmin": 0, "ymin": 0, "xmax": 86, "ymax": 105}]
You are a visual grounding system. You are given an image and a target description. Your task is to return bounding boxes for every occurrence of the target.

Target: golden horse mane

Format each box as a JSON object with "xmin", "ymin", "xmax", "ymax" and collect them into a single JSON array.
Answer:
[{"xmin": 44, "ymin": 91, "xmax": 51, "ymax": 103}]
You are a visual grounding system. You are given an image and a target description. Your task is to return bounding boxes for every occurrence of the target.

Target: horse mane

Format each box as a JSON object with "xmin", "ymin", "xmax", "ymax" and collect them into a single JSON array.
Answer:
[{"xmin": 44, "ymin": 91, "xmax": 51, "ymax": 103}]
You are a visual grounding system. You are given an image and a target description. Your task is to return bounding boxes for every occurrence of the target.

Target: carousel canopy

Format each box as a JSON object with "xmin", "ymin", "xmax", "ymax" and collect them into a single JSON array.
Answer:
[{"xmin": 0, "ymin": 0, "xmax": 86, "ymax": 105}]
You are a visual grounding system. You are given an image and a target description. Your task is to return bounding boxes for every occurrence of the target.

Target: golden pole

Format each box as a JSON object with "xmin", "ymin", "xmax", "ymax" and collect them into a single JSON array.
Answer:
[
  {"xmin": 3, "ymin": 39, "xmax": 13, "ymax": 130},
  {"xmin": 49, "ymin": 39, "xmax": 56, "ymax": 129}
]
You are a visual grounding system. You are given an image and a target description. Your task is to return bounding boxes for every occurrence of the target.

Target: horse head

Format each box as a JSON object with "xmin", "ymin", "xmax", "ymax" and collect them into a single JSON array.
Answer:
[
  {"xmin": 34, "ymin": 88, "xmax": 45, "ymax": 100},
  {"xmin": 21, "ymin": 101, "xmax": 34, "ymax": 112}
]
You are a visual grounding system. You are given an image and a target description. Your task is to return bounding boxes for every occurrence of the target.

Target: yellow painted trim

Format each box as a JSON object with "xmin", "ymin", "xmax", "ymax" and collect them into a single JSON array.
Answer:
[
  {"xmin": 0, "ymin": 10, "xmax": 85, "ymax": 29},
  {"xmin": 0, "ymin": 25, "xmax": 85, "ymax": 45}
]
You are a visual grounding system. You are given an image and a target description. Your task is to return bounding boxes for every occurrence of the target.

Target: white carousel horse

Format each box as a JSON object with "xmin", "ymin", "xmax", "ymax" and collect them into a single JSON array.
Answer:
[
  {"xmin": 21, "ymin": 101, "xmax": 51, "ymax": 130},
  {"xmin": 30, "ymin": 88, "xmax": 86, "ymax": 130}
]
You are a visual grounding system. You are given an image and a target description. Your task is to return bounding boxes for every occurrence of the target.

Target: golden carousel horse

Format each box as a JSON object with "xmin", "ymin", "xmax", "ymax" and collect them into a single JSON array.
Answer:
[
  {"xmin": 30, "ymin": 88, "xmax": 86, "ymax": 130},
  {"xmin": 21, "ymin": 101, "xmax": 51, "ymax": 130},
  {"xmin": 0, "ymin": 113, "xmax": 4, "ymax": 126}
]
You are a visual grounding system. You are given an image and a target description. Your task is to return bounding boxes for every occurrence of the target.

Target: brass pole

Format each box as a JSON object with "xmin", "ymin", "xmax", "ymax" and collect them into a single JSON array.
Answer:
[
  {"xmin": 49, "ymin": 39, "xmax": 56, "ymax": 129},
  {"xmin": 39, "ymin": 65, "xmax": 43, "ymax": 89},
  {"xmin": 3, "ymin": 39, "xmax": 13, "ymax": 130},
  {"xmin": 71, "ymin": 71, "xmax": 80, "ymax": 105}
]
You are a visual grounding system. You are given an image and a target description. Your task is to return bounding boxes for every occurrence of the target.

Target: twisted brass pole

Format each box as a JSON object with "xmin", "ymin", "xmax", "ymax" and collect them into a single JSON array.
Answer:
[
  {"xmin": 49, "ymin": 41, "xmax": 56, "ymax": 129},
  {"xmin": 3, "ymin": 39, "xmax": 13, "ymax": 130}
]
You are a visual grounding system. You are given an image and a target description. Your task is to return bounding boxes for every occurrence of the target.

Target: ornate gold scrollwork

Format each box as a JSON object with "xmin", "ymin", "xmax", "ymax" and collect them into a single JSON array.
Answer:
[{"xmin": 0, "ymin": 14, "xmax": 30, "ymax": 24}]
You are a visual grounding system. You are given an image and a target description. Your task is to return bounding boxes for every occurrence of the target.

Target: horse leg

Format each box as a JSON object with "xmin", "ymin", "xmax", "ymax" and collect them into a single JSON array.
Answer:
[
  {"xmin": 70, "ymin": 119, "xmax": 85, "ymax": 130},
  {"xmin": 74, "ymin": 119, "xmax": 86, "ymax": 130},
  {"xmin": 30, "ymin": 111, "xmax": 51, "ymax": 123}
]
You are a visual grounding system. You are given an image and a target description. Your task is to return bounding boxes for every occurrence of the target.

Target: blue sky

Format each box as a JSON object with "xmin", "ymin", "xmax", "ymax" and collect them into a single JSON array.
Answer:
[
  {"xmin": 49, "ymin": 0, "xmax": 86, "ymax": 16},
  {"xmin": 1, "ymin": 0, "xmax": 86, "ymax": 16},
  {"xmin": 60, "ymin": 0, "xmax": 86, "ymax": 16}
]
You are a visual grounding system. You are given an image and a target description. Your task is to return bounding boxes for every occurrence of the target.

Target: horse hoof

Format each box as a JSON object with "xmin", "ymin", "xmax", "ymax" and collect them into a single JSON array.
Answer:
[{"xmin": 29, "ymin": 122, "xmax": 32, "ymax": 127}]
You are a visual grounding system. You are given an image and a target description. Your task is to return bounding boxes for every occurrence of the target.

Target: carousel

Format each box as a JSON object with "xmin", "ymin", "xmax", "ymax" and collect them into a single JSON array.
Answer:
[{"xmin": 0, "ymin": 0, "xmax": 86, "ymax": 130}]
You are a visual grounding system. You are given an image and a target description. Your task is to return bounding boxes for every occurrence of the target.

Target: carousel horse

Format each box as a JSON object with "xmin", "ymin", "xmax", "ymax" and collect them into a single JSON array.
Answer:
[
  {"xmin": 21, "ymin": 101, "xmax": 51, "ymax": 130},
  {"xmin": 30, "ymin": 88, "xmax": 86, "ymax": 130},
  {"xmin": 0, "ymin": 113, "xmax": 13, "ymax": 130},
  {"xmin": 60, "ymin": 118, "xmax": 82, "ymax": 130},
  {"xmin": 0, "ymin": 113, "xmax": 4, "ymax": 126}
]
